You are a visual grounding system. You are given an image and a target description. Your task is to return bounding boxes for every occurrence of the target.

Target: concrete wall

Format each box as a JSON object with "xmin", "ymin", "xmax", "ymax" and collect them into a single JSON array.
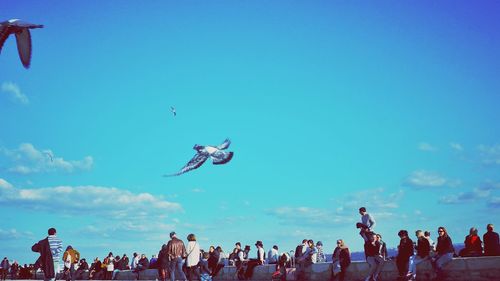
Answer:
[{"xmin": 36, "ymin": 256, "xmax": 500, "ymax": 281}]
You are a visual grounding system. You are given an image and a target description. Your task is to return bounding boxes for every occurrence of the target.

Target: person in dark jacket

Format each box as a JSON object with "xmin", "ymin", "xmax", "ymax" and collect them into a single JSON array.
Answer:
[
  {"xmin": 432, "ymin": 226, "xmax": 455, "ymax": 280},
  {"xmin": 74, "ymin": 259, "xmax": 89, "ymax": 280},
  {"xmin": 483, "ymin": 224, "xmax": 500, "ymax": 256},
  {"xmin": 166, "ymin": 232, "xmax": 187, "ymax": 281},
  {"xmin": 461, "ymin": 227, "xmax": 483, "ymax": 257},
  {"xmin": 157, "ymin": 244, "xmax": 170, "ymax": 281},
  {"xmin": 31, "ymin": 229, "xmax": 56, "ymax": 281},
  {"xmin": 133, "ymin": 254, "xmax": 149, "ymax": 279},
  {"xmin": 364, "ymin": 233, "xmax": 383, "ymax": 281},
  {"xmin": 331, "ymin": 239, "xmax": 351, "ymax": 281},
  {"xmin": 408, "ymin": 230, "xmax": 431, "ymax": 280},
  {"xmin": 89, "ymin": 258, "xmax": 103, "ymax": 280},
  {"xmin": 396, "ymin": 230, "xmax": 414, "ymax": 280},
  {"xmin": 207, "ymin": 246, "xmax": 218, "ymax": 276}
]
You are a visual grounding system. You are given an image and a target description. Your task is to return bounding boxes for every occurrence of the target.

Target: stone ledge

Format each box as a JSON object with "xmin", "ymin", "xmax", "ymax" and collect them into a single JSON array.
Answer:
[{"xmin": 35, "ymin": 256, "xmax": 500, "ymax": 281}]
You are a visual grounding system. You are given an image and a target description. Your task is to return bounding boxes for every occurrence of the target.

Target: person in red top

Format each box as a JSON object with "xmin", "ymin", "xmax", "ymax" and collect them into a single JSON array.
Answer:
[{"xmin": 460, "ymin": 227, "xmax": 483, "ymax": 257}]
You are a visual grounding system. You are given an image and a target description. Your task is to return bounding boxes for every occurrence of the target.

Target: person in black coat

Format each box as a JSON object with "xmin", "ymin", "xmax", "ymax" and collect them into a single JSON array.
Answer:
[
  {"xmin": 31, "ymin": 235, "xmax": 55, "ymax": 280},
  {"xmin": 396, "ymin": 230, "xmax": 414, "ymax": 280},
  {"xmin": 157, "ymin": 244, "xmax": 169, "ymax": 281},
  {"xmin": 331, "ymin": 239, "xmax": 351, "ymax": 281}
]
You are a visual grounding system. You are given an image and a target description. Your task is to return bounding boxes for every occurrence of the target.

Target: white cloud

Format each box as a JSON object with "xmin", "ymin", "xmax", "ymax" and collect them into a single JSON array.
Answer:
[
  {"xmin": 1, "ymin": 143, "xmax": 93, "ymax": 174},
  {"xmin": 0, "ymin": 228, "xmax": 34, "ymax": 240},
  {"xmin": 0, "ymin": 178, "xmax": 182, "ymax": 216},
  {"xmin": 450, "ymin": 142, "xmax": 464, "ymax": 151},
  {"xmin": 439, "ymin": 181, "xmax": 500, "ymax": 207},
  {"xmin": 403, "ymin": 170, "xmax": 458, "ymax": 188},
  {"xmin": 192, "ymin": 188, "xmax": 204, "ymax": 193},
  {"xmin": 1, "ymin": 82, "xmax": 29, "ymax": 104},
  {"xmin": 477, "ymin": 144, "xmax": 500, "ymax": 166},
  {"xmin": 418, "ymin": 142, "xmax": 437, "ymax": 152},
  {"xmin": 439, "ymin": 189, "xmax": 489, "ymax": 204},
  {"xmin": 0, "ymin": 178, "xmax": 13, "ymax": 189}
]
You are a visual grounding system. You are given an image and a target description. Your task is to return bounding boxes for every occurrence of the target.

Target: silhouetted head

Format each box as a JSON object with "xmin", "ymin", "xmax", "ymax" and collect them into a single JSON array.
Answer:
[{"xmin": 48, "ymin": 228, "xmax": 56, "ymax": 235}]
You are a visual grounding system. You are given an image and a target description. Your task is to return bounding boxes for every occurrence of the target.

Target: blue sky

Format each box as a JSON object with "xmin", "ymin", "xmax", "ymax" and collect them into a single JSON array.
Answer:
[{"xmin": 1, "ymin": 1, "xmax": 499, "ymax": 264}]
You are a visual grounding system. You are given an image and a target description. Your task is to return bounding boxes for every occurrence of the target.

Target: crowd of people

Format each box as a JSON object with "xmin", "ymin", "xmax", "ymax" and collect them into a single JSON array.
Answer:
[
  {"xmin": 1, "ymin": 209, "xmax": 499, "ymax": 281},
  {"xmin": 356, "ymin": 207, "xmax": 500, "ymax": 281}
]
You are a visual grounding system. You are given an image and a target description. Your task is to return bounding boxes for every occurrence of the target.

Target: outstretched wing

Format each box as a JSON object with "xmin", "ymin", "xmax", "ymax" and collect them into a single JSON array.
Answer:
[
  {"xmin": 164, "ymin": 153, "xmax": 208, "ymax": 177},
  {"xmin": 217, "ymin": 138, "xmax": 231, "ymax": 150},
  {"xmin": 0, "ymin": 25, "xmax": 12, "ymax": 54},
  {"xmin": 211, "ymin": 151, "xmax": 233, "ymax": 165},
  {"xmin": 15, "ymin": 28, "xmax": 32, "ymax": 68}
]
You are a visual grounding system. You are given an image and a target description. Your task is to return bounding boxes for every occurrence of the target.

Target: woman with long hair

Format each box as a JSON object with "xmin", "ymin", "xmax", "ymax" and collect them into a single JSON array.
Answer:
[
  {"xmin": 331, "ymin": 239, "xmax": 351, "ymax": 281},
  {"xmin": 432, "ymin": 226, "xmax": 455, "ymax": 280}
]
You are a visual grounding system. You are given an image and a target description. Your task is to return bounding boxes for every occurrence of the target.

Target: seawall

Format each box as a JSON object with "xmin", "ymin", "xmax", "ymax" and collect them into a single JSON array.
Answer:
[{"xmin": 37, "ymin": 256, "xmax": 500, "ymax": 281}]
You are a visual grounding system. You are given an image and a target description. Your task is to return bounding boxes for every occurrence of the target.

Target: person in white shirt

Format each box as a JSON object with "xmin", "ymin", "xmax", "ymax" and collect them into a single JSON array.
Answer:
[
  {"xmin": 268, "ymin": 245, "xmax": 279, "ymax": 264},
  {"xmin": 186, "ymin": 234, "xmax": 200, "ymax": 281}
]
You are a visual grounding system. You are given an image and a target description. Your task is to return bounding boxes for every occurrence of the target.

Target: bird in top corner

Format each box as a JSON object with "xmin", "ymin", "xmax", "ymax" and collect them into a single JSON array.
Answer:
[
  {"xmin": 0, "ymin": 19, "xmax": 44, "ymax": 69},
  {"xmin": 170, "ymin": 106, "xmax": 176, "ymax": 117},
  {"xmin": 164, "ymin": 138, "xmax": 234, "ymax": 177}
]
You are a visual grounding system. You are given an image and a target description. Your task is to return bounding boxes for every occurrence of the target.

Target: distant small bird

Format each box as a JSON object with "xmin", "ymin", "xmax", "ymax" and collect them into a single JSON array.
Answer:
[
  {"xmin": 170, "ymin": 106, "xmax": 176, "ymax": 117},
  {"xmin": 164, "ymin": 138, "xmax": 234, "ymax": 177},
  {"xmin": 44, "ymin": 152, "xmax": 53, "ymax": 162},
  {"xmin": 0, "ymin": 19, "xmax": 44, "ymax": 69}
]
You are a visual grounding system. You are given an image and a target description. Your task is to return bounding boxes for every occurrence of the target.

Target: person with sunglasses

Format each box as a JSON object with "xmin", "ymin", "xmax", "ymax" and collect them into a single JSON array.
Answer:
[{"xmin": 432, "ymin": 227, "xmax": 455, "ymax": 280}]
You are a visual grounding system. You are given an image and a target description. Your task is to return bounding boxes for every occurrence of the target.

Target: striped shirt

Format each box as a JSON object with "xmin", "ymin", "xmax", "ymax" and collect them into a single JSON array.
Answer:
[{"xmin": 48, "ymin": 235, "xmax": 63, "ymax": 261}]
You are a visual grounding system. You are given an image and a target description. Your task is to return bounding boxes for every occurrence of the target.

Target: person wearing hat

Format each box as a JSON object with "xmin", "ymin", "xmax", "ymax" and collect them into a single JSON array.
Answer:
[
  {"xmin": 396, "ymin": 230, "xmax": 414, "ymax": 280},
  {"xmin": 166, "ymin": 231, "xmax": 187, "ymax": 281},
  {"xmin": 243, "ymin": 241, "xmax": 265, "ymax": 279}
]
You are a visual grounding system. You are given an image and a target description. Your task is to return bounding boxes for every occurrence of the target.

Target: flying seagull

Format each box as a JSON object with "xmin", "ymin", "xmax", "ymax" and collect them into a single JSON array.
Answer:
[
  {"xmin": 44, "ymin": 152, "xmax": 53, "ymax": 162},
  {"xmin": 170, "ymin": 106, "xmax": 176, "ymax": 117},
  {"xmin": 164, "ymin": 138, "xmax": 234, "ymax": 177},
  {"xmin": 0, "ymin": 19, "xmax": 44, "ymax": 69}
]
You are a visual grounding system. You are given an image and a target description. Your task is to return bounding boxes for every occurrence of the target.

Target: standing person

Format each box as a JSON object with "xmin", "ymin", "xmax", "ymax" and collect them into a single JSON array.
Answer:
[
  {"xmin": 157, "ymin": 244, "xmax": 169, "ymax": 281},
  {"xmin": 103, "ymin": 252, "xmax": 114, "ymax": 280},
  {"xmin": 185, "ymin": 234, "xmax": 200, "ymax": 281},
  {"xmin": 408, "ymin": 230, "xmax": 431, "ymax": 281},
  {"xmin": 62, "ymin": 246, "xmax": 80, "ymax": 281},
  {"xmin": 0, "ymin": 258, "xmax": 9, "ymax": 281},
  {"xmin": 432, "ymin": 227, "xmax": 455, "ymax": 280},
  {"xmin": 396, "ymin": 230, "xmax": 414, "ymax": 280},
  {"xmin": 357, "ymin": 207, "xmax": 376, "ymax": 242},
  {"xmin": 331, "ymin": 239, "xmax": 351, "ymax": 281},
  {"xmin": 364, "ymin": 233, "xmax": 383, "ymax": 281},
  {"xmin": 32, "ymin": 227, "xmax": 63, "ymax": 281},
  {"xmin": 316, "ymin": 241, "xmax": 326, "ymax": 263},
  {"xmin": 166, "ymin": 231, "xmax": 187, "ymax": 281},
  {"xmin": 483, "ymin": 224, "xmax": 500, "ymax": 256},
  {"xmin": 461, "ymin": 227, "xmax": 483, "ymax": 257}
]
